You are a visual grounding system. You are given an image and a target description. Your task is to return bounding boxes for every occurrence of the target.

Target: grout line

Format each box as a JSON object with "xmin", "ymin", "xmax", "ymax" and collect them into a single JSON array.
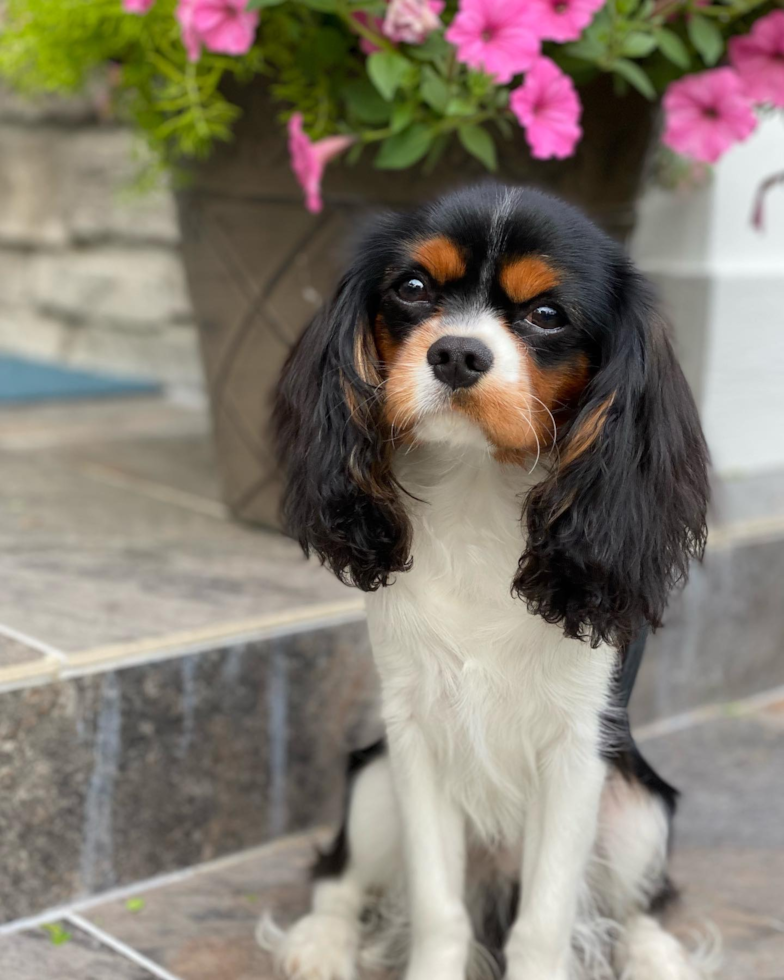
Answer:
[
  {"xmin": 635, "ymin": 682, "xmax": 784, "ymax": 742},
  {"xmin": 0, "ymin": 622, "xmax": 68, "ymax": 664},
  {"xmin": 0, "ymin": 601, "xmax": 366, "ymax": 692},
  {"xmin": 0, "ymin": 829, "xmax": 325, "ymax": 939},
  {"xmin": 67, "ymin": 913, "xmax": 185, "ymax": 980},
  {"xmin": 63, "ymin": 601, "xmax": 366, "ymax": 674}
]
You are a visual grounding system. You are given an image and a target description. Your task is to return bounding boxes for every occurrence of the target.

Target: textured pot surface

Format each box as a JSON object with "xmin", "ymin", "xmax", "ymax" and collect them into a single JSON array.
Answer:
[{"xmin": 177, "ymin": 77, "xmax": 659, "ymax": 527}]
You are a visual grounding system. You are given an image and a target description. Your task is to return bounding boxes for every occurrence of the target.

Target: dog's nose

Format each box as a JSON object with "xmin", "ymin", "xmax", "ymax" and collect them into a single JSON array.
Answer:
[{"xmin": 427, "ymin": 335, "xmax": 494, "ymax": 390}]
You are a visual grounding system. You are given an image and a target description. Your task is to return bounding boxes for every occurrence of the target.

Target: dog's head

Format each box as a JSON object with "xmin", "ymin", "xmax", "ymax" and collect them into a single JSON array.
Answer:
[{"xmin": 275, "ymin": 184, "xmax": 709, "ymax": 649}]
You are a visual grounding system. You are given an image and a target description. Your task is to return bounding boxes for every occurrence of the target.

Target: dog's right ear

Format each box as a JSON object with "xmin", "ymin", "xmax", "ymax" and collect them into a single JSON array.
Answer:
[{"xmin": 273, "ymin": 266, "xmax": 412, "ymax": 591}]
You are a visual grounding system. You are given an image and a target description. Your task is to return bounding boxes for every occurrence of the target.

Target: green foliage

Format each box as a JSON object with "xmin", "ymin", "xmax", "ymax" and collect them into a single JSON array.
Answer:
[
  {"xmin": 0, "ymin": 0, "xmax": 778, "ymax": 180},
  {"xmin": 41, "ymin": 923, "xmax": 72, "ymax": 946}
]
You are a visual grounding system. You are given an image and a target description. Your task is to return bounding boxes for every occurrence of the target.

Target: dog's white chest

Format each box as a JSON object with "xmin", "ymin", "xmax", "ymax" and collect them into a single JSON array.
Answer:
[{"xmin": 365, "ymin": 448, "xmax": 615, "ymax": 844}]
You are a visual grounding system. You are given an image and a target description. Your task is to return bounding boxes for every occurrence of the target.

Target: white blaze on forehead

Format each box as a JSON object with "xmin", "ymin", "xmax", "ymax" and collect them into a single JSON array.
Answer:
[{"xmin": 439, "ymin": 308, "xmax": 523, "ymax": 384}]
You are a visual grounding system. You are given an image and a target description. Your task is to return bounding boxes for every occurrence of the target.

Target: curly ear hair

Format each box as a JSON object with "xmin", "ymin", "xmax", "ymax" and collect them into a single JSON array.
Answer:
[
  {"xmin": 514, "ymin": 265, "xmax": 709, "ymax": 649},
  {"xmin": 274, "ymin": 265, "xmax": 411, "ymax": 591}
]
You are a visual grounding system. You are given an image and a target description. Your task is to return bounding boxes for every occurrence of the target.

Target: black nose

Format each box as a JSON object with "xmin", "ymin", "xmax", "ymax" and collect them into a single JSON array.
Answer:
[{"xmin": 427, "ymin": 335, "xmax": 494, "ymax": 390}]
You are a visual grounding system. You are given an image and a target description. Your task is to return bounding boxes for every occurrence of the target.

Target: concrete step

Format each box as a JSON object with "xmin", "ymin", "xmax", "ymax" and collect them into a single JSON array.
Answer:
[
  {"xmin": 1, "ymin": 688, "xmax": 782, "ymax": 980},
  {"xmin": 1, "ymin": 397, "xmax": 783, "ymax": 924}
]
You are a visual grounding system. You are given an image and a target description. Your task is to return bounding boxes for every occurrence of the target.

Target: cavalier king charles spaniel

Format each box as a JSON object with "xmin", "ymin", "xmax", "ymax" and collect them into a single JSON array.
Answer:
[{"xmin": 262, "ymin": 184, "xmax": 711, "ymax": 980}]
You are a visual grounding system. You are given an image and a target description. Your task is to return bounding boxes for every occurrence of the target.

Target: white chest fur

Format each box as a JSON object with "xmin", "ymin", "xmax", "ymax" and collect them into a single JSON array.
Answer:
[{"xmin": 365, "ymin": 442, "xmax": 616, "ymax": 844}]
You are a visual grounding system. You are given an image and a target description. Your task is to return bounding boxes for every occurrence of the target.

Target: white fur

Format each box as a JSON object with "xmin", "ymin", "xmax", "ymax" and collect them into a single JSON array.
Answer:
[{"xmin": 263, "ymin": 419, "xmax": 716, "ymax": 980}]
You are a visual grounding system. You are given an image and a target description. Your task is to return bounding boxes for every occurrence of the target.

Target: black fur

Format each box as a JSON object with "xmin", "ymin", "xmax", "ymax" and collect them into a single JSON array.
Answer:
[
  {"xmin": 514, "ymin": 264, "xmax": 709, "ymax": 649},
  {"xmin": 274, "ymin": 183, "xmax": 709, "ymax": 650},
  {"xmin": 312, "ymin": 739, "xmax": 386, "ymax": 881}
]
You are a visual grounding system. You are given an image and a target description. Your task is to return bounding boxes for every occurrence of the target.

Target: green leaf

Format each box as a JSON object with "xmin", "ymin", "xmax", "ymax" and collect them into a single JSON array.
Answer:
[
  {"xmin": 620, "ymin": 32, "xmax": 658, "ymax": 59},
  {"xmin": 458, "ymin": 124, "xmax": 497, "ymax": 171},
  {"xmin": 342, "ymin": 80, "xmax": 392, "ymax": 124},
  {"xmin": 687, "ymin": 14, "xmax": 723, "ymax": 66},
  {"xmin": 298, "ymin": 0, "xmax": 338, "ymax": 10},
  {"xmin": 391, "ymin": 102, "xmax": 416, "ymax": 133},
  {"xmin": 611, "ymin": 58, "xmax": 657, "ymax": 100},
  {"xmin": 656, "ymin": 28, "xmax": 691, "ymax": 70},
  {"xmin": 375, "ymin": 124, "xmax": 434, "ymax": 168},
  {"xmin": 42, "ymin": 924, "xmax": 72, "ymax": 946},
  {"xmin": 126, "ymin": 898, "xmax": 146, "ymax": 913},
  {"xmin": 561, "ymin": 38, "xmax": 605, "ymax": 63},
  {"xmin": 420, "ymin": 67, "xmax": 449, "ymax": 114},
  {"xmin": 406, "ymin": 33, "xmax": 451, "ymax": 63},
  {"xmin": 422, "ymin": 134, "xmax": 448, "ymax": 174},
  {"xmin": 246, "ymin": 0, "xmax": 286, "ymax": 8},
  {"xmin": 444, "ymin": 96, "xmax": 474, "ymax": 117},
  {"xmin": 367, "ymin": 51, "xmax": 411, "ymax": 102}
]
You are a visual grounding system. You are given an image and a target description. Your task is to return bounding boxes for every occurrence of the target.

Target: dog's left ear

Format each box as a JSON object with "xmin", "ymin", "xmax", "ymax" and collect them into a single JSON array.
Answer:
[{"xmin": 515, "ymin": 264, "xmax": 709, "ymax": 649}]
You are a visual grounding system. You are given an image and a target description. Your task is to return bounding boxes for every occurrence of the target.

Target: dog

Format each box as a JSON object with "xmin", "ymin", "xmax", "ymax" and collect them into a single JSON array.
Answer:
[{"xmin": 262, "ymin": 183, "xmax": 711, "ymax": 980}]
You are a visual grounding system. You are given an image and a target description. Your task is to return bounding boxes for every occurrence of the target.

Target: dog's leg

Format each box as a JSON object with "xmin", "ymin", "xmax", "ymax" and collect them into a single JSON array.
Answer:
[
  {"xmin": 505, "ymin": 744, "xmax": 607, "ymax": 980},
  {"xmin": 386, "ymin": 721, "xmax": 472, "ymax": 980},
  {"xmin": 259, "ymin": 749, "xmax": 401, "ymax": 980}
]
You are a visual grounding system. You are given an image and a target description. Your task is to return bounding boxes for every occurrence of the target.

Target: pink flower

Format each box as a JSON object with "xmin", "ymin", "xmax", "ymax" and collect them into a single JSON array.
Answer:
[
  {"xmin": 353, "ymin": 11, "xmax": 385, "ymax": 54},
  {"xmin": 445, "ymin": 0, "xmax": 541, "ymax": 84},
  {"xmin": 526, "ymin": 0, "xmax": 606, "ymax": 43},
  {"xmin": 510, "ymin": 57, "xmax": 582, "ymax": 160},
  {"xmin": 729, "ymin": 10, "xmax": 784, "ymax": 108},
  {"xmin": 383, "ymin": 0, "xmax": 444, "ymax": 44},
  {"xmin": 662, "ymin": 68, "xmax": 757, "ymax": 164},
  {"xmin": 287, "ymin": 114, "xmax": 355, "ymax": 214},
  {"xmin": 123, "ymin": 0, "xmax": 155, "ymax": 12},
  {"xmin": 176, "ymin": 0, "xmax": 259, "ymax": 62}
]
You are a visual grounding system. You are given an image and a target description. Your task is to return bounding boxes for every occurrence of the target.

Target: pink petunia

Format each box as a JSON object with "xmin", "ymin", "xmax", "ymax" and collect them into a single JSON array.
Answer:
[
  {"xmin": 729, "ymin": 10, "xmax": 784, "ymax": 108},
  {"xmin": 445, "ymin": 0, "xmax": 540, "ymax": 84},
  {"xmin": 526, "ymin": 0, "xmax": 606, "ymax": 44},
  {"xmin": 662, "ymin": 68, "xmax": 758, "ymax": 164},
  {"xmin": 123, "ymin": 0, "xmax": 155, "ymax": 12},
  {"xmin": 383, "ymin": 0, "xmax": 444, "ymax": 44},
  {"xmin": 509, "ymin": 57, "xmax": 582, "ymax": 160},
  {"xmin": 353, "ymin": 11, "xmax": 386, "ymax": 54},
  {"xmin": 288, "ymin": 114, "xmax": 355, "ymax": 214},
  {"xmin": 176, "ymin": 0, "xmax": 259, "ymax": 62}
]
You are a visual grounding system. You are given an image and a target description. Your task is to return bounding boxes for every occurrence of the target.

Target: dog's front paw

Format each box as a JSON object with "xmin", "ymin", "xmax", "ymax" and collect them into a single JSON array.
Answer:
[{"xmin": 257, "ymin": 912, "xmax": 358, "ymax": 980}]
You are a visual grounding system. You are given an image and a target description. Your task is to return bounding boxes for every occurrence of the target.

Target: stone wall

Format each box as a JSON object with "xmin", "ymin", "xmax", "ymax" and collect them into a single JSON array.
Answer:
[{"xmin": 0, "ymin": 88, "xmax": 203, "ymax": 391}]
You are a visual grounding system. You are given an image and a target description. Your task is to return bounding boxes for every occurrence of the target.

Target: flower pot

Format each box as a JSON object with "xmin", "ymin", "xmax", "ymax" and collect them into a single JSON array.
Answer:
[{"xmin": 176, "ymin": 76, "xmax": 659, "ymax": 528}]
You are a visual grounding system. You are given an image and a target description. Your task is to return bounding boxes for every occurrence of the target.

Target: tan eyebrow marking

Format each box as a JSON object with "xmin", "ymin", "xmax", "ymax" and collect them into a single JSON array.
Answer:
[
  {"xmin": 410, "ymin": 236, "xmax": 467, "ymax": 284},
  {"xmin": 499, "ymin": 256, "xmax": 560, "ymax": 304}
]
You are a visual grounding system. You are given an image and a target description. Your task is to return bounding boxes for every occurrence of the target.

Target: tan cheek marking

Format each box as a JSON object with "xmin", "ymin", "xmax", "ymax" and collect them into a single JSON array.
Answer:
[
  {"xmin": 373, "ymin": 315, "xmax": 400, "ymax": 375},
  {"xmin": 382, "ymin": 320, "xmax": 442, "ymax": 439},
  {"xmin": 411, "ymin": 236, "xmax": 466, "ymax": 284},
  {"xmin": 500, "ymin": 256, "xmax": 560, "ymax": 304},
  {"xmin": 457, "ymin": 351, "xmax": 591, "ymax": 458},
  {"xmin": 560, "ymin": 394, "xmax": 614, "ymax": 466}
]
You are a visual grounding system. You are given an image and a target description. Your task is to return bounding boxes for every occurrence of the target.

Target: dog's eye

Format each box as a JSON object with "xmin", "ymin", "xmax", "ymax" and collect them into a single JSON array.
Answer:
[
  {"xmin": 396, "ymin": 277, "xmax": 430, "ymax": 304},
  {"xmin": 526, "ymin": 305, "xmax": 568, "ymax": 330}
]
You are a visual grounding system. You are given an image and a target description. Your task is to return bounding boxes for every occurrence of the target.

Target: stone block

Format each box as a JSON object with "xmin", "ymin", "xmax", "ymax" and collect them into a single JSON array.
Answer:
[
  {"xmin": 62, "ymin": 129, "xmax": 180, "ymax": 246},
  {"xmin": 66, "ymin": 321, "xmax": 202, "ymax": 387},
  {"xmin": 32, "ymin": 248, "xmax": 192, "ymax": 329},
  {"xmin": 0, "ymin": 308, "xmax": 69, "ymax": 360},
  {"xmin": 0, "ymin": 126, "xmax": 68, "ymax": 246}
]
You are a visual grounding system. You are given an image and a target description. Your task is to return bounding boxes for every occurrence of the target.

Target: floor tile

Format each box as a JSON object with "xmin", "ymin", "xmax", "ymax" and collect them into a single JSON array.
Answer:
[
  {"xmin": 79, "ymin": 708, "xmax": 783, "ymax": 980},
  {"xmin": 85, "ymin": 835, "xmax": 319, "ymax": 980},
  {"xmin": 0, "ymin": 634, "xmax": 45, "ymax": 669},
  {"xmin": 0, "ymin": 450, "xmax": 350, "ymax": 654},
  {"xmin": 0, "ymin": 921, "xmax": 157, "ymax": 979}
]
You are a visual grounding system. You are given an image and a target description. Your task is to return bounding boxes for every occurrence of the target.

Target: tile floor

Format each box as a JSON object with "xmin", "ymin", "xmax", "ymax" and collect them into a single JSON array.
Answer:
[{"xmin": 2, "ymin": 691, "xmax": 782, "ymax": 980}]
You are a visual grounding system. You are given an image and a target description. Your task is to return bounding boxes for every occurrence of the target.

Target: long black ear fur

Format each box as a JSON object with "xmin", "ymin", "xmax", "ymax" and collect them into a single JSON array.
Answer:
[
  {"xmin": 514, "ymin": 267, "xmax": 709, "ymax": 649},
  {"xmin": 273, "ymin": 269, "xmax": 411, "ymax": 591}
]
